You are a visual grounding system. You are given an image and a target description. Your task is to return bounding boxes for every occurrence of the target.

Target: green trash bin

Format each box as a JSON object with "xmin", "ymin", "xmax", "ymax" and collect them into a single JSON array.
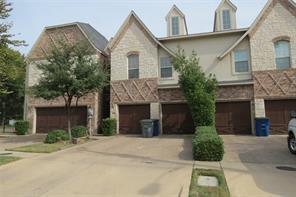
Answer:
[{"xmin": 141, "ymin": 119, "xmax": 154, "ymax": 138}]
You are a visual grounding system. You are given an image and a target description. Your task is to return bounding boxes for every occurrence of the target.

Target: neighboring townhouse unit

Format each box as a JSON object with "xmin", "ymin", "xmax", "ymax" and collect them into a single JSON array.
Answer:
[
  {"xmin": 24, "ymin": 22, "xmax": 109, "ymax": 134},
  {"xmin": 108, "ymin": 0, "xmax": 296, "ymax": 135}
]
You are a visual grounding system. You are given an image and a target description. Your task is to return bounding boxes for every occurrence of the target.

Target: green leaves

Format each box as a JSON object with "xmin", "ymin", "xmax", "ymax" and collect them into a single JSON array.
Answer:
[
  {"xmin": 172, "ymin": 48, "xmax": 217, "ymax": 127},
  {"xmin": 0, "ymin": 0, "xmax": 26, "ymax": 47},
  {"xmin": 31, "ymin": 40, "xmax": 109, "ymax": 103}
]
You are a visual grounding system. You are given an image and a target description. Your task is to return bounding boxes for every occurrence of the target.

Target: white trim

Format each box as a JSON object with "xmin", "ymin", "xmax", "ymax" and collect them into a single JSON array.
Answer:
[
  {"xmin": 158, "ymin": 28, "xmax": 248, "ymax": 41},
  {"xmin": 108, "ymin": 11, "xmax": 175, "ymax": 57},
  {"xmin": 232, "ymin": 49, "xmax": 251, "ymax": 75},
  {"xmin": 217, "ymin": 0, "xmax": 296, "ymax": 59},
  {"xmin": 221, "ymin": 9, "xmax": 231, "ymax": 31},
  {"xmin": 159, "ymin": 56, "xmax": 173, "ymax": 79}
]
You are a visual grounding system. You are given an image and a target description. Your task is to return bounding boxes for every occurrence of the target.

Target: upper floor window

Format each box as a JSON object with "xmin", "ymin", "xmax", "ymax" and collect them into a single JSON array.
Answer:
[
  {"xmin": 172, "ymin": 16, "xmax": 179, "ymax": 36},
  {"xmin": 274, "ymin": 40, "xmax": 291, "ymax": 69},
  {"xmin": 222, "ymin": 10, "xmax": 231, "ymax": 30},
  {"xmin": 128, "ymin": 53, "xmax": 139, "ymax": 79},
  {"xmin": 234, "ymin": 50, "xmax": 249, "ymax": 73},
  {"xmin": 160, "ymin": 57, "xmax": 172, "ymax": 78}
]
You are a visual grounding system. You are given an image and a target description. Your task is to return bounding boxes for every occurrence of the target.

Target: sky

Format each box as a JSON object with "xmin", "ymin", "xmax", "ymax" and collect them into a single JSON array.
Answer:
[{"xmin": 8, "ymin": 0, "xmax": 272, "ymax": 55}]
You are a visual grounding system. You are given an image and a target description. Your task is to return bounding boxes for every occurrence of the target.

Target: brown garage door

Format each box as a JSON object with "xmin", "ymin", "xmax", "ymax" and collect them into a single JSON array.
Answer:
[
  {"xmin": 162, "ymin": 103, "xmax": 195, "ymax": 134},
  {"xmin": 265, "ymin": 100, "xmax": 296, "ymax": 134},
  {"xmin": 36, "ymin": 107, "xmax": 87, "ymax": 133},
  {"xmin": 119, "ymin": 105, "xmax": 150, "ymax": 134},
  {"xmin": 216, "ymin": 101, "xmax": 252, "ymax": 135}
]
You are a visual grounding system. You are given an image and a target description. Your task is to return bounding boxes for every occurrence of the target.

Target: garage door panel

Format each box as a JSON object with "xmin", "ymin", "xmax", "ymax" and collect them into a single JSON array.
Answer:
[
  {"xmin": 216, "ymin": 102, "xmax": 251, "ymax": 135},
  {"xmin": 36, "ymin": 107, "xmax": 87, "ymax": 133},
  {"xmin": 265, "ymin": 100, "xmax": 296, "ymax": 134},
  {"xmin": 162, "ymin": 104, "xmax": 195, "ymax": 134},
  {"xmin": 119, "ymin": 105, "xmax": 150, "ymax": 134}
]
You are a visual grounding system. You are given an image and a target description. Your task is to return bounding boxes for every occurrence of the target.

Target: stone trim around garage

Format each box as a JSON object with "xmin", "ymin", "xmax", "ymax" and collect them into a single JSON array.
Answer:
[{"xmin": 25, "ymin": 92, "xmax": 101, "ymax": 134}]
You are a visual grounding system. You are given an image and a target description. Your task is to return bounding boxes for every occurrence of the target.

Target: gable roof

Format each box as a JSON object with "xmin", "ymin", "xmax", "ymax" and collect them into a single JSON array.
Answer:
[
  {"xmin": 166, "ymin": 4, "xmax": 186, "ymax": 19},
  {"xmin": 27, "ymin": 22, "xmax": 108, "ymax": 59},
  {"xmin": 215, "ymin": 0, "xmax": 237, "ymax": 12},
  {"xmin": 218, "ymin": 0, "xmax": 296, "ymax": 59},
  {"xmin": 213, "ymin": 0, "xmax": 237, "ymax": 32},
  {"xmin": 108, "ymin": 11, "xmax": 175, "ymax": 56},
  {"xmin": 165, "ymin": 5, "xmax": 188, "ymax": 35}
]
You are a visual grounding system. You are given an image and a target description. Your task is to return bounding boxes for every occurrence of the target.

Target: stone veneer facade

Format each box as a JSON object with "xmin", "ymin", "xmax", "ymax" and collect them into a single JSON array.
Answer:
[
  {"xmin": 109, "ymin": 0, "xmax": 296, "ymax": 134},
  {"xmin": 25, "ymin": 24, "xmax": 107, "ymax": 134},
  {"xmin": 249, "ymin": 0, "xmax": 296, "ymax": 118}
]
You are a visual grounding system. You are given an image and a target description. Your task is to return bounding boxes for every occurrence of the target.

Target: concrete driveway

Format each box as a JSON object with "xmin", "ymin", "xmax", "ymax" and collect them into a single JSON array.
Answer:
[
  {"xmin": 0, "ymin": 136, "xmax": 193, "ymax": 197},
  {"xmin": 222, "ymin": 135, "xmax": 296, "ymax": 197}
]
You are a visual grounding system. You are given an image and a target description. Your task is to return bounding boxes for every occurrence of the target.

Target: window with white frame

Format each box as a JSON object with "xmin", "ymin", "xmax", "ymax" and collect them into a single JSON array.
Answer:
[
  {"xmin": 274, "ymin": 40, "xmax": 291, "ymax": 69},
  {"xmin": 222, "ymin": 10, "xmax": 231, "ymax": 30},
  {"xmin": 172, "ymin": 16, "xmax": 179, "ymax": 36},
  {"xmin": 160, "ymin": 57, "xmax": 172, "ymax": 78},
  {"xmin": 128, "ymin": 53, "xmax": 139, "ymax": 79},
  {"xmin": 234, "ymin": 50, "xmax": 249, "ymax": 73}
]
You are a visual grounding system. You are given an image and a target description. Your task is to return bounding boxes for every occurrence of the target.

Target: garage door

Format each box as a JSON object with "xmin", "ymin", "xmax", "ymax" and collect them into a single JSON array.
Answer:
[
  {"xmin": 162, "ymin": 103, "xmax": 195, "ymax": 134},
  {"xmin": 216, "ymin": 101, "xmax": 252, "ymax": 135},
  {"xmin": 265, "ymin": 100, "xmax": 296, "ymax": 134},
  {"xmin": 36, "ymin": 106, "xmax": 87, "ymax": 133},
  {"xmin": 119, "ymin": 105, "xmax": 150, "ymax": 134}
]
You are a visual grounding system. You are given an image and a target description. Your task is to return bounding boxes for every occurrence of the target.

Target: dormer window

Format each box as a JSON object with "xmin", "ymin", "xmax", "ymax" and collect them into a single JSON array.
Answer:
[
  {"xmin": 172, "ymin": 16, "xmax": 179, "ymax": 36},
  {"xmin": 222, "ymin": 10, "xmax": 231, "ymax": 30}
]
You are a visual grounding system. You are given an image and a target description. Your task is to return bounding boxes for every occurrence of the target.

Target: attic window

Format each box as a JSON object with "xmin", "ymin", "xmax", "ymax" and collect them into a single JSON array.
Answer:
[
  {"xmin": 172, "ymin": 16, "xmax": 179, "ymax": 36},
  {"xmin": 222, "ymin": 10, "xmax": 231, "ymax": 30}
]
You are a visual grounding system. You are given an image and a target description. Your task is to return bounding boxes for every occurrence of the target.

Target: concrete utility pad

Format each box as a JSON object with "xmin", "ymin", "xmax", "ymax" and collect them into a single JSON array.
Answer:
[{"xmin": 197, "ymin": 176, "xmax": 218, "ymax": 187}]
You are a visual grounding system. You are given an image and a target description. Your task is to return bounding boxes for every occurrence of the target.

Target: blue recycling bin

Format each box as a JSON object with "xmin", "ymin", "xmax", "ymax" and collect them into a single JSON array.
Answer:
[
  {"xmin": 255, "ymin": 118, "xmax": 270, "ymax": 137},
  {"xmin": 152, "ymin": 119, "xmax": 160, "ymax": 136}
]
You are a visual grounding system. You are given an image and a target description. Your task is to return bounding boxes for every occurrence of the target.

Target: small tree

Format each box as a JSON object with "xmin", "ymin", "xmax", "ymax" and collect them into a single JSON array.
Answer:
[
  {"xmin": 173, "ymin": 49, "xmax": 217, "ymax": 126},
  {"xmin": 31, "ymin": 41, "xmax": 108, "ymax": 140}
]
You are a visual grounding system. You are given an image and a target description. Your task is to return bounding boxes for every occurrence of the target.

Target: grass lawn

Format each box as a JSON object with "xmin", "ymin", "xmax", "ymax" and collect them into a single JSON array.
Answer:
[
  {"xmin": 6, "ymin": 143, "xmax": 74, "ymax": 153},
  {"xmin": 189, "ymin": 168, "xmax": 230, "ymax": 197},
  {"xmin": 0, "ymin": 156, "xmax": 20, "ymax": 166}
]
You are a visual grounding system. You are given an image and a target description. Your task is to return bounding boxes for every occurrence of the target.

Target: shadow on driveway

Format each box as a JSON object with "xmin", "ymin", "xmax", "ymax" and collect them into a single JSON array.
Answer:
[{"xmin": 222, "ymin": 135, "xmax": 296, "ymax": 197}]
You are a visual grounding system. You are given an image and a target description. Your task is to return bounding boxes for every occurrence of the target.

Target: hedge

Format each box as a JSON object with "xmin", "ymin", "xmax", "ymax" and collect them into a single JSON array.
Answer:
[
  {"xmin": 195, "ymin": 126, "xmax": 217, "ymax": 136},
  {"xmin": 15, "ymin": 121, "xmax": 29, "ymax": 135},
  {"xmin": 102, "ymin": 118, "xmax": 116, "ymax": 136},
  {"xmin": 71, "ymin": 125, "xmax": 87, "ymax": 138},
  {"xmin": 44, "ymin": 130, "xmax": 69, "ymax": 144},
  {"xmin": 192, "ymin": 126, "xmax": 224, "ymax": 161}
]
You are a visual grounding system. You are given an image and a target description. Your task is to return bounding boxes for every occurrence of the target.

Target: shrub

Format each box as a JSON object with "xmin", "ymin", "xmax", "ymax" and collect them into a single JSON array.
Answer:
[
  {"xmin": 71, "ymin": 125, "xmax": 87, "ymax": 138},
  {"xmin": 172, "ymin": 49, "xmax": 217, "ymax": 126},
  {"xmin": 102, "ymin": 118, "xmax": 116, "ymax": 136},
  {"xmin": 192, "ymin": 131, "xmax": 224, "ymax": 161},
  {"xmin": 195, "ymin": 126, "xmax": 217, "ymax": 136},
  {"xmin": 15, "ymin": 121, "xmax": 29, "ymax": 135},
  {"xmin": 44, "ymin": 130, "xmax": 69, "ymax": 144}
]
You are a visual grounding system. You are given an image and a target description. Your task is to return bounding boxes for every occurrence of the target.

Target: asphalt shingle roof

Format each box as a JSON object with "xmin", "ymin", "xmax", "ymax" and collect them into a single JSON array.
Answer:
[{"xmin": 77, "ymin": 22, "xmax": 108, "ymax": 54}]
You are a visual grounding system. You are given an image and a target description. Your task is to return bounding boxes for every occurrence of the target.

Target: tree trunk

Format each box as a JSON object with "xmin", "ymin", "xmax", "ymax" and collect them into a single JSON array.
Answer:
[
  {"xmin": 65, "ymin": 98, "xmax": 72, "ymax": 142},
  {"xmin": 2, "ymin": 101, "xmax": 6, "ymax": 133}
]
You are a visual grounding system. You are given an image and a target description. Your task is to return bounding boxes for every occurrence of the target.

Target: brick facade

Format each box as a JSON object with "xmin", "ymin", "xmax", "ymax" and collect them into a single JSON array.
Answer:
[
  {"xmin": 25, "ymin": 24, "xmax": 107, "ymax": 134},
  {"xmin": 26, "ymin": 93, "xmax": 101, "ymax": 134},
  {"xmin": 111, "ymin": 78, "xmax": 158, "ymax": 104},
  {"xmin": 253, "ymin": 69, "xmax": 296, "ymax": 99},
  {"xmin": 217, "ymin": 84, "xmax": 254, "ymax": 101}
]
